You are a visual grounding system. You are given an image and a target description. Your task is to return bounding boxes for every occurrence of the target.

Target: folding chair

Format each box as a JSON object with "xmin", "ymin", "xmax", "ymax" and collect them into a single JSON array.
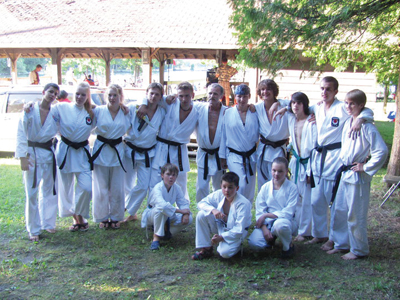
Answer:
[{"xmin": 380, "ymin": 175, "xmax": 400, "ymax": 208}]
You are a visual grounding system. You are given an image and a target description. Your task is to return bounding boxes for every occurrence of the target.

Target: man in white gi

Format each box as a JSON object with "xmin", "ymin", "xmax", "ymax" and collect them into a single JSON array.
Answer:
[
  {"xmin": 123, "ymin": 83, "xmax": 166, "ymax": 222},
  {"xmin": 195, "ymin": 83, "xmax": 228, "ymax": 202},
  {"xmin": 305, "ymin": 76, "xmax": 373, "ymax": 250},
  {"xmin": 327, "ymin": 89, "xmax": 388, "ymax": 260},
  {"xmin": 148, "ymin": 82, "xmax": 202, "ymax": 202},
  {"xmin": 141, "ymin": 163, "xmax": 192, "ymax": 250},
  {"xmin": 248, "ymin": 157, "xmax": 298, "ymax": 258},
  {"xmin": 219, "ymin": 84, "xmax": 259, "ymax": 202},
  {"xmin": 16, "ymin": 83, "xmax": 60, "ymax": 241},
  {"xmin": 255, "ymin": 79, "xmax": 290, "ymax": 190},
  {"xmin": 192, "ymin": 172, "xmax": 252, "ymax": 260}
]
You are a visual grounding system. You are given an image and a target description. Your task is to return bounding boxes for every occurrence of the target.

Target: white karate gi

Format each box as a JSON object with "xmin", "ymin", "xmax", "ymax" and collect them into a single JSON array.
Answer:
[
  {"xmin": 248, "ymin": 179, "xmax": 298, "ymax": 251},
  {"xmin": 124, "ymin": 104, "xmax": 165, "ymax": 216},
  {"xmin": 150, "ymin": 100, "xmax": 201, "ymax": 201},
  {"xmin": 330, "ymin": 120, "xmax": 387, "ymax": 256},
  {"xmin": 196, "ymin": 190, "xmax": 252, "ymax": 258},
  {"xmin": 91, "ymin": 106, "xmax": 130, "ymax": 222},
  {"xmin": 288, "ymin": 114, "xmax": 317, "ymax": 237},
  {"xmin": 53, "ymin": 103, "xmax": 94, "ymax": 220},
  {"xmin": 219, "ymin": 107, "xmax": 259, "ymax": 202},
  {"xmin": 308, "ymin": 99, "xmax": 373, "ymax": 239},
  {"xmin": 195, "ymin": 103, "xmax": 228, "ymax": 202},
  {"xmin": 256, "ymin": 101, "xmax": 290, "ymax": 188},
  {"xmin": 15, "ymin": 102, "xmax": 59, "ymax": 236},
  {"xmin": 141, "ymin": 181, "xmax": 192, "ymax": 237}
]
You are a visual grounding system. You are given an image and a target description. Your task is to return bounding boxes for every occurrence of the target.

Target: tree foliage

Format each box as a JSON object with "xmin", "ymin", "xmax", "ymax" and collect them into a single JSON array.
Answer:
[{"xmin": 229, "ymin": 0, "xmax": 400, "ymax": 84}]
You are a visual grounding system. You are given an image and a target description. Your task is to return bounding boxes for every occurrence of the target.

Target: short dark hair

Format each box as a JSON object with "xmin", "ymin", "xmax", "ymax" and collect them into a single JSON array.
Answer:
[
  {"xmin": 321, "ymin": 76, "xmax": 339, "ymax": 91},
  {"xmin": 221, "ymin": 172, "xmax": 239, "ymax": 187},
  {"xmin": 161, "ymin": 163, "xmax": 179, "ymax": 176},
  {"xmin": 43, "ymin": 83, "xmax": 60, "ymax": 92},
  {"xmin": 257, "ymin": 79, "xmax": 279, "ymax": 98},
  {"xmin": 272, "ymin": 157, "xmax": 289, "ymax": 169},
  {"xmin": 289, "ymin": 92, "xmax": 310, "ymax": 115},
  {"xmin": 36, "ymin": 64, "xmax": 42, "ymax": 69},
  {"xmin": 345, "ymin": 89, "xmax": 367, "ymax": 106},
  {"xmin": 234, "ymin": 84, "xmax": 250, "ymax": 95},
  {"xmin": 146, "ymin": 82, "xmax": 164, "ymax": 96},
  {"xmin": 57, "ymin": 90, "xmax": 68, "ymax": 99},
  {"xmin": 177, "ymin": 81, "xmax": 194, "ymax": 93}
]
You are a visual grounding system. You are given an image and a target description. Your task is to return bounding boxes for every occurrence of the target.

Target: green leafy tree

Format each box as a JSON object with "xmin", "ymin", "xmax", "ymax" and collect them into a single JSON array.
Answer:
[{"xmin": 229, "ymin": 0, "xmax": 400, "ymax": 177}]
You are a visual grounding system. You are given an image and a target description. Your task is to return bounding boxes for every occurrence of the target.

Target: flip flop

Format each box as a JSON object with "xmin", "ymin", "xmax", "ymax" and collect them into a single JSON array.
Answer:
[
  {"xmin": 99, "ymin": 221, "xmax": 109, "ymax": 229},
  {"xmin": 79, "ymin": 223, "xmax": 89, "ymax": 232},
  {"xmin": 69, "ymin": 224, "xmax": 80, "ymax": 232}
]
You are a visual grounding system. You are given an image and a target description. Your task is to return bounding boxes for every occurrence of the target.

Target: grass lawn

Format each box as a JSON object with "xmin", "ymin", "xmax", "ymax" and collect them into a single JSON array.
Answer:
[{"xmin": 1, "ymin": 122, "xmax": 399, "ymax": 299}]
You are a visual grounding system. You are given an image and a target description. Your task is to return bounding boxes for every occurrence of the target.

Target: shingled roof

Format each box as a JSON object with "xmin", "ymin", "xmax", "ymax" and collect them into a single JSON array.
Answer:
[{"xmin": 0, "ymin": 0, "xmax": 239, "ymax": 59}]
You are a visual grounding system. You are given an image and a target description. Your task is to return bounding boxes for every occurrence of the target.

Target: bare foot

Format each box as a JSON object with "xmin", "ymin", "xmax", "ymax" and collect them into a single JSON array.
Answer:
[
  {"xmin": 294, "ymin": 235, "xmax": 306, "ymax": 242},
  {"xmin": 123, "ymin": 214, "xmax": 138, "ymax": 223},
  {"xmin": 29, "ymin": 235, "xmax": 39, "ymax": 242},
  {"xmin": 327, "ymin": 248, "xmax": 349, "ymax": 255},
  {"xmin": 304, "ymin": 237, "xmax": 328, "ymax": 245},
  {"xmin": 45, "ymin": 229, "xmax": 56, "ymax": 234},
  {"xmin": 320, "ymin": 240, "xmax": 334, "ymax": 251},
  {"xmin": 341, "ymin": 252, "xmax": 365, "ymax": 260}
]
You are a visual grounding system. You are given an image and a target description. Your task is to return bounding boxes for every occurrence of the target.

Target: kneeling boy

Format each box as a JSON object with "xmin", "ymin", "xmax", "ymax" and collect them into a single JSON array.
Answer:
[
  {"xmin": 141, "ymin": 163, "xmax": 192, "ymax": 250},
  {"xmin": 248, "ymin": 157, "xmax": 299, "ymax": 258},
  {"xmin": 192, "ymin": 172, "xmax": 252, "ymax": 260}
]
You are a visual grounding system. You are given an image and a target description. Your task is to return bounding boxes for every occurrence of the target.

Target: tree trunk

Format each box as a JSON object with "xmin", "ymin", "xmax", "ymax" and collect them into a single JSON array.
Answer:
[
  {"xmin": 383, "ymin": 84, "xmax": 388, "ymax": 115},
  {"xmin": 386, "ymin": 66, "xmax": 400, "ymax": 177}
]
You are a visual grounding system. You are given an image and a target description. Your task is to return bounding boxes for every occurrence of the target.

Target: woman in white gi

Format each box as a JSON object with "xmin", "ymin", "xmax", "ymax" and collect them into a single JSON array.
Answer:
[
  {"xmin": 248, "ymin": 157, "xmax": 298, "ymax": 258},
  {"xmin": 286, "ymin": 92, "xmax": 317, "ymax": 242},
  {"xmin": 219, "ymin": 84, "xmax": 259, "ymax": 202},
  {"xmin": 91, "ymin": 84, "xmax": 130, "ymax": 229},
  {"xmin": 54, "ymin": 82, "xmax": 94, "ymax": 231},
  {"xmin": 255, "ymin": 79, "xmax": 290, "ymax": 190},
  {"xmin": 123, "ymin": 83, "xmax": 165, "ymax": 222},
  {"xmin": 327, "ymin": 90, "xmax": 388, "ymax": 260},
  {"xmin": 16, "ymin": 83, "xmax": 60, "ymax": 241}
]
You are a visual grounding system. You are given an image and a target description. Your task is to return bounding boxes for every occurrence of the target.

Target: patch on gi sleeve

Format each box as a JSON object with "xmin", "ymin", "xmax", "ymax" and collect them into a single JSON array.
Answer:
[
  {"xmin": 86, "ymin": 116, "xmax": 92, "ymax": 125},
  {"xmin": 331, "ymin": 117, "xmax": 339, "ymax": 127}
]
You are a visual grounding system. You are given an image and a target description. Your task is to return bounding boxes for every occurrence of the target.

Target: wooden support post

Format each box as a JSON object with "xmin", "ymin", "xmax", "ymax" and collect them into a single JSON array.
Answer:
[
  {"xmin": 49, "ymin": 48, "xmax": 63, "ymax": 85},
  {"xmin": 100, "ymin": 51, "xmax": 113, "ymax": 86},
  {"xmin": 4, "ymin": 50, "xmax": 21, "ymax": 85},
  {"xmin": 159, "ymin": 59, "xmax": 165, "ymax": 85}
]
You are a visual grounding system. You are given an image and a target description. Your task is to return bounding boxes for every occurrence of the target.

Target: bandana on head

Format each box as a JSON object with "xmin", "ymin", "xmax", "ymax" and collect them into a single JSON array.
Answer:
[{"xmin": 235, "ymin": 84, "xmax": 250, "ymax": 95}]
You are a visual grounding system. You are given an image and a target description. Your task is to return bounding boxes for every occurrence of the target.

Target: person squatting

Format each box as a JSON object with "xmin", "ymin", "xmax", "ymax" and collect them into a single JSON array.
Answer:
[{"xmin": 16, "ymin": 77, "xmax": 387, "ymax": 261}]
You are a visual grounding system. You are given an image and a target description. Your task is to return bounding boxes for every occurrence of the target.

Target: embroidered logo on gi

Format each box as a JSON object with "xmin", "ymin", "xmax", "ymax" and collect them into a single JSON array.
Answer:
[
  {"xmin": 331, "ymin": 117, "xmax": 339, "ymax": 127},
  {"xmin": 86, "ymin": 116, "xmax": 92, "ymax": 125}
]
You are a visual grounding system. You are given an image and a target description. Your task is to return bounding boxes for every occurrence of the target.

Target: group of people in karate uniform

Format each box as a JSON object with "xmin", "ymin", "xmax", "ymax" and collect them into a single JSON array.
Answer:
[{"xmin": 16, "ymin": 75, "xmax": 388, "ymax": 262}]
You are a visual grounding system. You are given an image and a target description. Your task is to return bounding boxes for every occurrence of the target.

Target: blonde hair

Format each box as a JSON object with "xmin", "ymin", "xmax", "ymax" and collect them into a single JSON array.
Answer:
[
  {"xmin": 107, "ymin": 83, "xmax": 124, "ymax": 103},
  {"xmin": 76, "ymin": 82, "xmax": 94, "ymax": 119}
]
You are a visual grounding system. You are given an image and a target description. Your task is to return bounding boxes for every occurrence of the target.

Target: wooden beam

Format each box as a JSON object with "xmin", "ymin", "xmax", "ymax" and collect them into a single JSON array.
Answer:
[{"xmin": 4, "ymin": 50, "xmax": 21, "ymax": 84}]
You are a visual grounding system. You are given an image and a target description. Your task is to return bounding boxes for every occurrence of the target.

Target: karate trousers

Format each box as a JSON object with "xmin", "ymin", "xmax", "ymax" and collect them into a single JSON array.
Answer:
[
  {"xmin": 146, "ymin": 209, "xmax": 193, "ymax": 237},
  {"xmin": 195, "ymin": 168, "xmax": 223, "ymax": 203}
]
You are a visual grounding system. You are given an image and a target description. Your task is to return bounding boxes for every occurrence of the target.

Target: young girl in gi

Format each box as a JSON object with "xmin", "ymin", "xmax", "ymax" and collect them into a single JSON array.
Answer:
[{"xmin": 91, "ymin": 84, "xmax": 130, "ymax": 229}]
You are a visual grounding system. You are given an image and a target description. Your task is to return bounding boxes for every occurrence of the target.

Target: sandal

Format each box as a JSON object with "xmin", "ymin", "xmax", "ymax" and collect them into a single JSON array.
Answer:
[
  {"xmin": 79, "ymin": 223, "xmax": 89, "ymax": 232},
  {"xmin": 69, "ymin": 224, "xmax": 81, "ymax": 232},
  {"xmin": 109, "ymin": 220, "xmax": 121, "ymax": 229},
  {"xmin": 99, "ymin": 221, "xmax": 109, "ymax": 229},
  {"xmin": 192, "ymin": 247, "xmax": 213, "ymax": 260}
]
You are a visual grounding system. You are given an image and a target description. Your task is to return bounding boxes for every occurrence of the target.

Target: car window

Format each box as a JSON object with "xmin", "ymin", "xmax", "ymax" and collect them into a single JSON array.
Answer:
[{"xmin": 6, "ymin": 93, "xmax": 42, "ymax": 113}]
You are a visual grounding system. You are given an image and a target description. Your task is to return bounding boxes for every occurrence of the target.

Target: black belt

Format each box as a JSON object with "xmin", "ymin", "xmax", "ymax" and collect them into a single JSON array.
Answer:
[
  {"xmin": 228, "ymin": 144, "xmax": 257, "ymax": 184},
  {"xmin": 310, "ymin": 142, "xmax": 341, "ymax": 187},
  {"xmin": 124, "ymin": 140, "xmax": 156, "ymax": 168},
  {"xmin": 156, "ymin": 136, "xmax": 184, "ymax": 171},
  {"xmin": 330, "ymin": 164, "xmax": 354, "ymax": 207},
  {"xmin": 259, "ymin": 135, "xmax": 287, "ymax": 180},
  {"xmin": 28, "ymin": 139, "xmax": 57, "ymax": 195},
  {"xmin": 90, "ymin": 135, "xmax": 126, "ymax": 172},
  {"xmin": 59, "ymin": 136, "xmax": 92, "ymax": 170},
  {"xmin": 200, "ymin": 147, "xmax": 221, "ymax": 180}
]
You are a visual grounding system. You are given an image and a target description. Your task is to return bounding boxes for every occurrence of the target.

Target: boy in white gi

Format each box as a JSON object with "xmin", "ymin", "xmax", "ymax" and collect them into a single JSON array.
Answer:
[
  {"xmin": 327, "ymin": 90, "xmax": 388, "ymax": 260},
  {"xmin": 286, "ymin": 92, "xmax": 317, "ymax": 242},
  {"xmin": 248, "ymin": 157, "xmax": 298, "ymax": 258},
  {"xmin": 195, "ymin": 83, "xmax": 228, "ymax": 202},
  {"xmin": 123, "ymin": 83, "xmax": 166, "ymax": 222},
  {"xmin": 219, "ymin": 84, "xmax": 259, "ymax": 202},
  {"xmin": 16, "ymin": 83, "xmax": 60, "ymax": 241},
  {"xmin": 192, "ymin": 172, "xmax": 252, "ymax": 260},
  {"xmin": 141, "ymin": 163, "xmax": 192, "ymax": 250},
  {"xmin": 255, "ymin": 79, "xmax": 290, "ymax": 190}
]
